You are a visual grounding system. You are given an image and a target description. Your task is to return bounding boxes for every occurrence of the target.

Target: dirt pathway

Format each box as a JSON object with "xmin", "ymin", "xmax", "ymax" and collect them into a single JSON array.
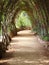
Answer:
[{"xmin": 0, "ymin": 30, "xmax": 49, "ymax": 65}]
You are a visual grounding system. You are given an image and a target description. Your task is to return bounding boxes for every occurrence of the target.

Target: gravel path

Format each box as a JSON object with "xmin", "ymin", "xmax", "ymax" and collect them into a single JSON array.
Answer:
[{"xmin": 0, "ymin": 30, "xmax": 49, "ymax": 65}]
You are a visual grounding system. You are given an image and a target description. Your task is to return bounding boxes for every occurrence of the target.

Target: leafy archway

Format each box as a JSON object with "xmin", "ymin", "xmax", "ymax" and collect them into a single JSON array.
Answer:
[
  {"xmin": 0, "ymin": 0, "xmax": 49, "ymax": 41},
  {"xmin": 15, "ymin": 10, "xmax": 32, "ymax": 31}
]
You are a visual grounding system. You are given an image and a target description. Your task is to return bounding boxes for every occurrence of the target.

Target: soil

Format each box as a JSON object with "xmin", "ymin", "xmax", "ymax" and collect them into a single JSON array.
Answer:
[{"xmin": 0, "ymin": 30, "xmax": 49, "ymax": 65}]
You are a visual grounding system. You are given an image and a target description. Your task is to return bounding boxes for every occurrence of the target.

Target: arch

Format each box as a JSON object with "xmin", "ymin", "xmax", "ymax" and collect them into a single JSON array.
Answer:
[{"xmin": 1, "ymin": 0, "xmax": 49, "ymax": 40}]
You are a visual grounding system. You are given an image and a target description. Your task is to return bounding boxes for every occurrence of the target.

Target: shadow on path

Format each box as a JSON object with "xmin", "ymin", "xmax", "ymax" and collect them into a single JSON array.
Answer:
[{"xmin": 0, "ymin": 30, "xmax": 49, "ymax": 65}]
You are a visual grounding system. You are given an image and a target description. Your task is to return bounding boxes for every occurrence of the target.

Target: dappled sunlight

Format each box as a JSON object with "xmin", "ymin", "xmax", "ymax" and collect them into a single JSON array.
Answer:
[
  {"xmin": 0, "ymin": 30, "xmax": 49, "ymax": 65},
  {"xmin": 0, "ymin": 51, "xmax": 49, "ymax": 65},
  {"xmin": 0, "ymin": 0, "xmax": 49, "ymax": 65},
  {"xmin": 15, "ymin": 11, "xmax": 32, "ymax": 30}
]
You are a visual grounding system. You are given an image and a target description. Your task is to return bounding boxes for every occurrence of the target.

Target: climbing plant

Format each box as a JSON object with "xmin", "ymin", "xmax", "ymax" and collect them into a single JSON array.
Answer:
[{"xmin": 0, "ymin": 0, "xmax": 49, "ymax": 41}]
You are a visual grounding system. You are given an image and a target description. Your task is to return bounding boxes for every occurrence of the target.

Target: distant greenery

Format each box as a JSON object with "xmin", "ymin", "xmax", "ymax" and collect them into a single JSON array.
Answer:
[
  {"xmin": 41, "ymin": 36, "xmax": 49, "ymax": 41},
  {"xmin": 15, "ymin": 11, "xmax": 32, "ymax": 29},
  {"xmin": 0, "ymin": 27, "xmax": 1, "ymax": 36}
]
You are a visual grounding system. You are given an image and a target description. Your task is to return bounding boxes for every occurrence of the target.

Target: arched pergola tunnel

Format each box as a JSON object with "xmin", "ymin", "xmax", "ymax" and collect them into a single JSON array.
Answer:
[
  {"xmin": 0, "ymin": 0, "xmax": 49, "ymax": 60},
  {"xmin": 0, "ymin": 0, "xmax": 49, "ymax": 41}
]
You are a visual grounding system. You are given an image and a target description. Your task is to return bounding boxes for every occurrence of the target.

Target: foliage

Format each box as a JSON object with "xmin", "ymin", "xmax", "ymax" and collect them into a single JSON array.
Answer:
[
  {"xmin": 42, "ymin": 36, "xmax": 49, "ymax": 41},
  {"xmin": 15, "ymin": 11, "xmax": 32, "ymax": 29},
  {"xmin": 0, "ymin": 0, "xmax": 49, "ymax": 41}
]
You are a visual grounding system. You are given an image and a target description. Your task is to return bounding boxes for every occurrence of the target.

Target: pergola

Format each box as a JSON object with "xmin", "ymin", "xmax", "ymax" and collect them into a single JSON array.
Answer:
[{"xmin": 0, "ymin": 0, "xmax": 49, "ymax": 58}]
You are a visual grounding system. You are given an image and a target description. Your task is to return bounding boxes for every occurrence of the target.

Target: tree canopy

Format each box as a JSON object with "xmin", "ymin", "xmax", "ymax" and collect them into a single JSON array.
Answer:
[{"xmin": 0, "ymin": 0, "xmax": 49, "ymax": 41}]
